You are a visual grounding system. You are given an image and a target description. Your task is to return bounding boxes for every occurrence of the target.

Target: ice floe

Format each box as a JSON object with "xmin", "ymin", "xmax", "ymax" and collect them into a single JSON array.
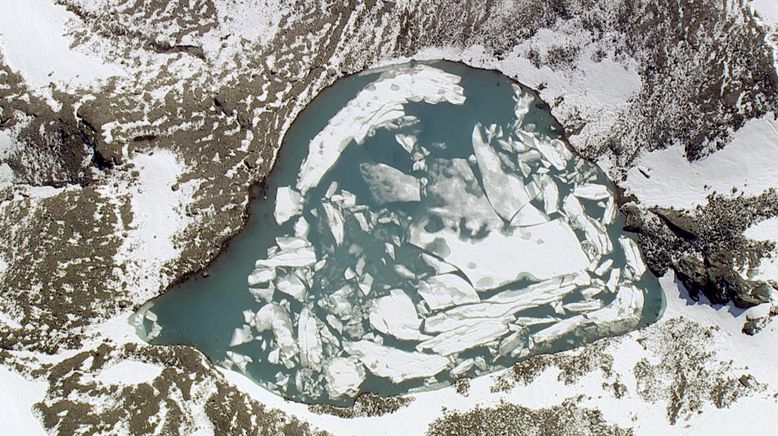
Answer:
[
  {"xmin": 274, "ymin": 186, "xmax": 303, "ymax": 225},
  {"xmin": 416, "ymin": 274, "xmax": 479, "ymax": 311},
  {"xmin": 345, "ymin": 341, "xmax": 450, "ymax": 383},
  {"xmin": 360, "ymin": 162, "xmax": 420, "ymax": 204}
]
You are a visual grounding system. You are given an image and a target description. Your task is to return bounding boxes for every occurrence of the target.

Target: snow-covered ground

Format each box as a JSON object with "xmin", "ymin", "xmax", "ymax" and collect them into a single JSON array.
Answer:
[
  {"xmin": 99, "ymin": 150, "xmax": 202, "ymax": 300},
  {"xmin": 622, "ymin": 113, "xmax": 778, "ymax": 209},
  {"xmin": 0, "ymin": 0, "xmax": 124, "ymax": 108},
  {"xmin": 0, "ymin": 367, "xmax": 48, "ymax": 436},
  {"xmin": 743, "ymin": 217, "xmax": 778, "ymax": 282}
]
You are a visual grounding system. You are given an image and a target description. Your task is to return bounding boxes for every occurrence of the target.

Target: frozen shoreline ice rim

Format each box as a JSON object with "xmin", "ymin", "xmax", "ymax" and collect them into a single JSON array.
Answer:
[{"xmin": 139, "ymin": 63, "xmax": 653, "ymax": 404}]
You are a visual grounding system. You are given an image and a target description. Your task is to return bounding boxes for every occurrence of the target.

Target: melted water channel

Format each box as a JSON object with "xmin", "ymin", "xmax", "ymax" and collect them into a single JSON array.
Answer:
[{"xmin": 134, "ymin": 61, "xmax": 665, "ymax": 405}]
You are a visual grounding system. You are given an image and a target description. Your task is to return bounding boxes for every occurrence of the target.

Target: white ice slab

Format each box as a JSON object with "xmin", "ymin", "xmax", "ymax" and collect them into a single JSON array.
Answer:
[
  {"xmin": 254, "ymin": 304, "xmax": 299, "ymax": 368},
  {"xmin": 345, "ymin": 340, "xmax": 449, "ymax": 383},
  {"xmin": 274, "ymin": 186, "xmax": 303, "ymax": 225},
  {"xmin": 619, "ymin": 237, "xmax": 647, "ymax": 278},
  {"xmin": 416, "ymin": 274, "xmax": 480, "ymax": 311},
  {"xmin": 368, "ymin": 289, "xmax": 429, "ymax": 341},
  {"xmin": 412, "ymin": 219, "xmax": 589, "ymax": 290},
  {"xmin": 395, "ymin": 134, "xmax": 417, "ymax": 153},
  {"xmin": 417, "ymin": 319, "xmax": 510, "ymax": 356},
  {"xmin": 255, "ymin": 244, "xmax": 316, "ymax": 269},
  {"xmin": 471, "ymin": 124, "xmax": 531, "ymax": 221},
  {"xmin": 321, "ymin": 203, "xmax": 345, "ymax": 246},
  {"xmin": 324, "ymin": 357, "xmax": 365, "ymax": 398},
  {"xmin": 297, "ymin": 308, "xmax": 323, "ymax": 370},
  {"xmin": 276, "ymin": 273, "xmax": 307, "ymax": 302},
  {"xmin": 229, "ymin": 325, "xmax": 254, "ymax": 347},
  {"xmin": 573, "ymin": 183, "xmax": 610, "ymax": 201},
  {"xmin": 423, "ymin": 273, "xmax": 586, "ymax": 332}
]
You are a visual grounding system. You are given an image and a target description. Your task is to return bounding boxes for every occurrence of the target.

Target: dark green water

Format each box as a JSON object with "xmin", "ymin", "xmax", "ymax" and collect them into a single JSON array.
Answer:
[{"xmin": 134, "ymin": 61, "xmax": 665, "ymax": 405}]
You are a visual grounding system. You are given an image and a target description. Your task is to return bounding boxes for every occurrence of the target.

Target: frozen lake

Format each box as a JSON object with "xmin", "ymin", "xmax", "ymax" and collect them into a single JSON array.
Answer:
[{"xmin": 134, "ymin": 61, "xmax": 665, "ymax": 405}]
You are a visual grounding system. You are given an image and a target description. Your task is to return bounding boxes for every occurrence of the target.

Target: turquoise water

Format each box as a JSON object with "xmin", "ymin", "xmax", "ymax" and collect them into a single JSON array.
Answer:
[{"xmin": 134, "ymin": 61, "xmax": 665, "ymax": 405}]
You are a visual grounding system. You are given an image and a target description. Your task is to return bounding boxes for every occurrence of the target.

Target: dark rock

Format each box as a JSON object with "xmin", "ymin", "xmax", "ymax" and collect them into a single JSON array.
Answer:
[
  {"xmin": 622, "ymin": 204, "xmax": 643, "ymax": 232},
  {"xmin": 214, "ymin": 94, "xmax": 236, "ymax": 117},
  {"xmin": 675, "ymin": 251, "xmax": 768, "ymax": 307},
  {"xmin": 675, "ymin": 254, "xmax": 707, "ymax": 301},
  {"xmin": 654, "ymin": 208, "xmax": 700, "ymax": 239}
]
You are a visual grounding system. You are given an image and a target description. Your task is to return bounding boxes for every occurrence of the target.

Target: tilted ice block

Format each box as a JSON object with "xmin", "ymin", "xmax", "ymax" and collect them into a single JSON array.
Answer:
[
  {"xmin": 229, "ymin": 324, "xmax": 254, "ymax": 347},
  {"xmin": 606, "ymin": 269, "xmax": 621, "ymax": 293},
  {"xmin": 225, "ymin": 351, "xmax": 253, "ymax": 372},
  {"xmin": 345, "ymin": 340, "xmax": 449, "ymax": 383},
  {"xmin": 321, "ymin": 203, "xmax": 345, "ymax": 246},
  {"xmin": 563, "ymin": 195, "xmax": 612, "ymax": 260},
  {"xmin": 510, "ymin": 203, "xmax": 549, "ymax": 227},
  {"xmin": 275, "ymin": 273, "xmax": 306, "ymax": 302},
  {"xmin": 360, "ymin": 162, "xmax": 420, "ymax": 204},
  {"xmin": 275, "ymin": 237, "xmax": 309, "ymax": 251},
  {"xmin": 417, "ymin": 319, "xmax": 510, "ymax": 356},
  {"xmin": 513, "ymin": 86, "xmax": 534, "ymax": 120},
  {"xmin": 585, "ymin": 285, "xmax": 644, "ymax": 334},
  {"xmin": 274, "ymin": 186, "xmax": 303, "ymax": 225},
  {"xmin": 254, "ymin": 304, "xmax": 299, "ymax": 368},
  {"xmin": 533, "ymin": 137, "xmax": 567, "ymax": 171},
  {"xmin": 451, "ymin": 358, "xmax": 475, "ymax": 377},
  {"xmin": 540, "ymin": 176, "xmax": 560, "ymax": 215},
  {"xmin": 331, "ymin": 190, "xmax": 357, "ymax": 210},
  {"xmin": 248, "ymin": 267, "xmax": 276, "ymax": 286},
  {"xmin": 530, "ymin": 315, "xmax": 587, "ymax": 347},
  {"xmin": 573, "ymin": 183, "xmax": 610, "ymax": 201},
  {"xmin": 471, "ymin": 123, "xmax": 531, "ymax": 221},
  {"xmin": 619, "ymin": 237, "xmax": 647, "ymax": 278},
  {"xmin": 358, "ymin": 273, "xmax": 374, "ymax": 296},
  {"xmin": 417, "ymin": 273, "xmax": 480, "ymax": 311},
  {"xmin": 297, "ymin": 308, "xmax": 323, "ymax": 370},
  {"xmin": 497, "ymin": 328, "xmax": 527, "ymax": 357},
  {"xmin": 395, "ymin": 133, "xmax": 417, "ymax": 154},
  {"xmin": 563, "ymin": 299, "xmax": 605, "ymax": 313},
  {"xmin": 296, "ymin": 64, "xmax": 466, "ymax": 196},
  {"xmin": 412, "ymin": 219, "xmax": 589, "ymax": 291},
  {"xmin": 602, "ymin": 197, "xmax": 617, "ymax": 225},
  {"xmin": 593, "ymin": 259, "xmax": 614, "ymax": 277},
  {"xmin": 324, "ymin": 357, "xmax": 365, "ymax": 399},
  {"xmin": 420, "ymin": 252, "xmax": 458, "ymax": 275},
  {"xmin": 249, "ymin": 286, "xmax": 274, "ymax": 303},
  {"xmin": 368, "ymin": 289, "xmax": 430, "ymax": 341},
  {"xmin": 294, "ymin": 217, "xmax": 310, "ymax": 239},
  {"xmin": 325, "ymin": 182, "xmax": 339, "ymax": 199},
  {"xmin": 423, "ymin": 273, "xmax": 586, "ymax": 333},
  {"xmin": 254, "ymin": 245, "xmax": 316, "ymax": 269}
]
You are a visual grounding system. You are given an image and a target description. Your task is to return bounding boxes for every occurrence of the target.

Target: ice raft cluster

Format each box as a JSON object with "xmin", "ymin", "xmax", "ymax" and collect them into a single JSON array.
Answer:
[{"xmin": 218, "ymin": 64, "xmax": 650, "ymax": 402}]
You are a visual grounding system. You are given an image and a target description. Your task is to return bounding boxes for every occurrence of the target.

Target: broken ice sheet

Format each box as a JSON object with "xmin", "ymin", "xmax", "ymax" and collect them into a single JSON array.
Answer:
[{"xmin": 137, "ymin": 61, "xmax": 664, "ymax": 406}]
